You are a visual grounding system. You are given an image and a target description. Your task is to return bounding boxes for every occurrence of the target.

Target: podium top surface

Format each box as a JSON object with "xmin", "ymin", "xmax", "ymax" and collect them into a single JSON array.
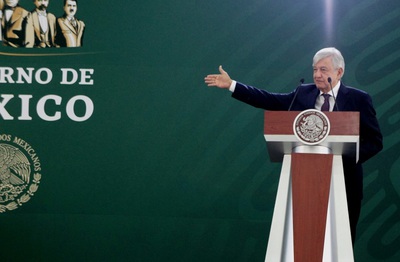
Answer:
[
  {"xmin": 264, "ymin": 111, "xmax": 359, "ymax": 136},
  {"xmin": 263, "ymin": 111, "xmax": 360, "ymax": 162}
]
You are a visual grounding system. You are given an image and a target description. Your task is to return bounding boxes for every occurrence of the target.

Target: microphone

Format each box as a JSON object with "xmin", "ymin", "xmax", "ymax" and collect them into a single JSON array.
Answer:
[
  {"xmin": 327, "ymin": 77, "xmax": 339, "ymax": 111},
  {"xmin": 288, "ymin": 78, "xmax": 304, "ymax": 111}
]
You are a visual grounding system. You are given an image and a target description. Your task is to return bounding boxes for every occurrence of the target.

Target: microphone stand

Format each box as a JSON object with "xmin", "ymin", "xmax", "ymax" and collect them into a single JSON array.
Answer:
[
  {"xmin": 288, "ymin": 78, "xmax": 305, "ymax": 111},
  {"xmin": 327, "ymin": 77, "xmax": 339, "ymax": 111}
]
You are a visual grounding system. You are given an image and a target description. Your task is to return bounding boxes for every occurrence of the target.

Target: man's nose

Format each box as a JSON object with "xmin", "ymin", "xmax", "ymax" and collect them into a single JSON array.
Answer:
[{"xmin": 314, "ymin": 70, "xmax": 323, "ymax": 78}]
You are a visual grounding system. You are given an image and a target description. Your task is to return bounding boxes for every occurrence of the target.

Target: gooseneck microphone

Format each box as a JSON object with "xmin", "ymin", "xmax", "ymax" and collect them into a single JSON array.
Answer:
[
  {"xmin": 288, "ymin": 78, "xmax": 305, "ymax": 111},
  {"xmin": 327, "ymin": 77, "xmax": 339, "ymax": 111}
]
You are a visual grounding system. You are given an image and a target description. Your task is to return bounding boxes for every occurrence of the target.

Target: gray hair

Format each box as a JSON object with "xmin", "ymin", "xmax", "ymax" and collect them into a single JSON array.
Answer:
[{"xmin": 312, "ymin": 47, "xmax": 345, "ymax": 76}]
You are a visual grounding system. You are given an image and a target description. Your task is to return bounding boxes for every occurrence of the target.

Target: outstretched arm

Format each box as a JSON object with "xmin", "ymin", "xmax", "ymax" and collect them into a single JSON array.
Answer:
[{"xmin": 204, "ymin": 66, "xmax": 232, "ymax": 89}]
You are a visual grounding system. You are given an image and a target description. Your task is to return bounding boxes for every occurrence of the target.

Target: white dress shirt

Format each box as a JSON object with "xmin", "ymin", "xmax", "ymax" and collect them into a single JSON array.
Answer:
[
  {"xmin": 314, "ymin": 81, "xmax": 340, "ymax": 111},
  {"xmin": 38, "ymin": 10, "xmax": 49, "ymax": 34}
]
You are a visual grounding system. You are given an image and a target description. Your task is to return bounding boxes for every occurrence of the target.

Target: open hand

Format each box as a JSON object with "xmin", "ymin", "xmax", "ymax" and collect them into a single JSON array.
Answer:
[{"xmin": 204, "ymin": 65, "xmax": 232, "ymax": 89}]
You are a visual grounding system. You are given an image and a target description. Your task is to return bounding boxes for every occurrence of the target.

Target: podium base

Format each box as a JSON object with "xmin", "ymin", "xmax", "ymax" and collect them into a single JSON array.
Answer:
[{"xmin": 264, "ymin": 154, "xmax": 354, "ymax": 262}]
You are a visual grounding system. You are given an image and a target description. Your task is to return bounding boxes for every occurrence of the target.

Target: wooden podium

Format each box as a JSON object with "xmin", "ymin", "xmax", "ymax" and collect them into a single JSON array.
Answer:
[{"xmin": 263, "ymin": 111, "xmax": 359, "ymax": 262}]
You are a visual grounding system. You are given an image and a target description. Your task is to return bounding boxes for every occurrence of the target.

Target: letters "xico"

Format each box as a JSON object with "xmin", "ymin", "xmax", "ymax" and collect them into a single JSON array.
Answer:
[{"xmin": 0, "ymin": 94, "xmax": 94, "ymax": 122}]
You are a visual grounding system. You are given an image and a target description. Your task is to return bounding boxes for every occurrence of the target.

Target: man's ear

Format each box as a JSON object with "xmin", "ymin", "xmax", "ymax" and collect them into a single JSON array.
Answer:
[{"xmin": 337, "ymin": 68, "xmax": 344, "ymax": 79}]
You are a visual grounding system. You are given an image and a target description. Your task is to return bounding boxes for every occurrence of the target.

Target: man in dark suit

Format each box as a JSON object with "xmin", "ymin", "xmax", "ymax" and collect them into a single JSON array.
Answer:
[{"xmin": 204, "ymin": 47, "xmax": 383, "ymax": 244}]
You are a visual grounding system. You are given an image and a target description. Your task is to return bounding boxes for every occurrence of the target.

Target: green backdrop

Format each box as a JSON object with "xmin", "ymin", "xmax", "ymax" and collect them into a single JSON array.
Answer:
[{"xmin": 0, "ymin": 0, "xmax": 399, "ymax": 261}]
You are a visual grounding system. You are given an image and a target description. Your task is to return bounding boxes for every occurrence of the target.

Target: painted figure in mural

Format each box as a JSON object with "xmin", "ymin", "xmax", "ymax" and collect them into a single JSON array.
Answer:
[
  {"xmin": 55, "ymin": 0, "xmax": 84, "ymax": 47},
  {"xmin": 1, "ymin": 0, "xmax": 29, "ymax": 47},
  {"xmin": 25, "ymin": 0, "xmax": 57, "ymax": 48},
  {"xmin": 0, "ymin": 0, "xmax": 3, "ymax": 41}
]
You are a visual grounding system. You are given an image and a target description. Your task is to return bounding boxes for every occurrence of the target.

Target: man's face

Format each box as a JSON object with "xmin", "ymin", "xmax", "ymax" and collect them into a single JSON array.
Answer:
[
  {"xmin": 34, "ymin": 0, "xmax": 49, "ymax": 10},
  {"xmin": 64, "ymin": 0, "xmax": 77, "ymax": 17},
  {"xmin": 5, "ymin": 0, "xmax": 19, "ymax": 7},
  {"xmin": 313, "ymin": 56, "xmax": 343, "ymax": 93}
]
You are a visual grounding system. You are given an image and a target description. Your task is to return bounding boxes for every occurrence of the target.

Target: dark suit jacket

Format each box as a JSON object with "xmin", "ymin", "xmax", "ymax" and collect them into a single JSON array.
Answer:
[{"xmin": 232, "ymin": 81, "xmax": 383, "ymax": 201}]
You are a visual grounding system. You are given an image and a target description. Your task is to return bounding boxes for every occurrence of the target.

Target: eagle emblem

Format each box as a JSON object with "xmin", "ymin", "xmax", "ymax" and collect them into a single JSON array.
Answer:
[
  {"xmin": 293, "ymin": 109, "xmax": 330, "ymax": 145},
  {"xmin": 0, "ymin": 137, "xmax": 42, "ymax": 213}
]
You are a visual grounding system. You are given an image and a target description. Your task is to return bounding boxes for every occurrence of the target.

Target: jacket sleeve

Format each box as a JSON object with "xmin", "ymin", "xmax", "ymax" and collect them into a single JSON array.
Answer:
[
  {"xmin": 357, "ymin": 92, "xmax": 383, "ymax": 163},
  {"xmin": 231, "ymin": 82, "xmax": 295, "ymax": 111}
]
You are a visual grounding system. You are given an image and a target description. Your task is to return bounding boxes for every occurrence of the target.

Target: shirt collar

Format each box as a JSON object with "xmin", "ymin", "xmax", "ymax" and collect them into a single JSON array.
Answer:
[
  {"xmin": 37, "ymin": 10, "xmax": 47, "ymax": 16},
  {"xmin": 4, "ymin": 5, "xmax": 16, "ymax": 11},
  {"xmin": 320, "ymin": 80, "xmax": 340, "ymax": 98}
]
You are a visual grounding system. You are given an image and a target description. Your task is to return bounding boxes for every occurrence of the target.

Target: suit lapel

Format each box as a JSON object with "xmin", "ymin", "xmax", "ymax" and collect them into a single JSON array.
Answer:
[
  {"xmin": 49, "ymin": 15, "xmax": 55, "ymax": 39},
  {"xmin": 32, "ymin": 12, "xmax": 41, "ymax": 36},
  {"xmin": 11, "ymin": 8, "xmax": 22, "ymax": 24},
  {"xmin": 63, "ymin": 17, "xmax": 77, "ymax": 34},
  {"xmin": 334, "ymin": 83, "xmax": 349, "ymax": 111},
  {"xmin": 305, "ymin": 86, "xmax": 320, "ymax": 110}
]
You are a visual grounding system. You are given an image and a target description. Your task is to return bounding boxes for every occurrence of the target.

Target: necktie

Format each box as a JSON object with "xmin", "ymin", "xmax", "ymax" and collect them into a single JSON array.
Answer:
[
  {"xmin": 321, "ymin": 94, "xmax": 330, "ymax": 111},
  {"xmin": 70, "ymin": 18, "xmax": 77, "ymax": 28},
  {"xmin": 4, "ymin": 6, "xmax": 15, "ymax": 11}
]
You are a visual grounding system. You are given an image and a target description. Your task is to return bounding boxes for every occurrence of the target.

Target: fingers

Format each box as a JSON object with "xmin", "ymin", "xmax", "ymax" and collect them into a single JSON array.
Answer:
[
  {"xmin": 204, "ymin": 66, "xmax": 230, "ymax": 88},
  {"xmin": 218, "ymin": 65, "xmax": 226, "ymax": 75},
  {"xmin": 204, "ymin": 74, "xmax": 218, "ymax": 86}
]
